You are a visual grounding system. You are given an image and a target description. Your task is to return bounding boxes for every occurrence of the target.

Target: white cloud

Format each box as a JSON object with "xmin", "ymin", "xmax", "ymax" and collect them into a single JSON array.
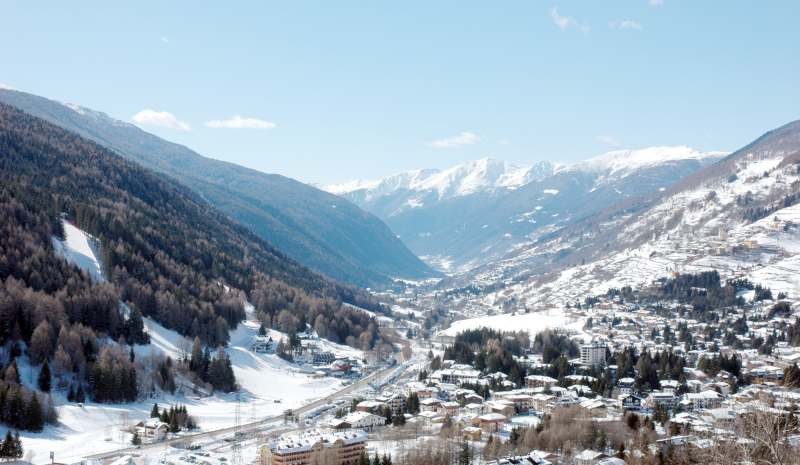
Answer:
[
  {"xmin": 160, "ymin": 37, "xmax": 169, "ymax": 43},
  {"xmin": 429, "ymin": 132, "xmax": 480, "ymax": 148},
  {"xmin": 205, "ymin": 115, "xmax": 277, "ymax": 130},
  {"xmin": 0, "ymin": 82, "xmax": 15, "ymax": 90},
  {"xmin": 550, "ymin": 6, "xmax": 589, "ymax": 34},
  {"xmin": 132, "ymin": 109, "xmax": 191, "ymax": 131},
  {"xmin": 609, "ymin": 19, "xmax": 643, "ymax": 31},
  {"xmin": 649, "ymin": 0, "xmax": 664, "ymax": 6},
  {"xmin": 597, "ymin": 135, "xmax": 621, "ymax": 147},
  {"xmin": 498, "ymin": 139, "xmax": 511, "ymax": 146}
]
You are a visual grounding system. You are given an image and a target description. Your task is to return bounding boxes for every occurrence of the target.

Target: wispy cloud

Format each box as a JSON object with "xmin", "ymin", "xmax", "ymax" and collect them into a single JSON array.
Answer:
[
  {"xmin": 160, "ymin": 37, "xmax": 170, "ymax": 44},
  {"xmin": 132, "ymin": 109, "xmax": 191, "ymax": 131},
  {"xmin": 429, "ymin": 132, "xmax": 480, "ymax": 148},
  {"xmin": 609, "ymin": 19, "xmax": 643, "ymax": 31},
  {"xmin": 0, "ymin": 82, "xmax": 15, "ymax": 90},
  {"xmin": 648, "ymin": 0, "xmax": 664, "ymax": 6},
  {"xmin": 205, "ymin": 115, "xmax": 277, "ymax": 130},
  {"xmin": 550, "ymin": 6, "xmax": 589, "ymax": 34},
  {"xmin": 597, "ymin": 135, "xmax": 621, "ymax": 147}
]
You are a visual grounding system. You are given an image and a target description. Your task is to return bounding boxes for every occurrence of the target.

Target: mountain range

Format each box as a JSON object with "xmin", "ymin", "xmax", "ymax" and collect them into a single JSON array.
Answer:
[
  {"xmin": 327, "ymin": 147, "xmax": 726, "ymax": 271},
  {"xmin": 0, "ymin": 88, "xmax": 435, "ymax": 288},
  {"xmin": 462, "ymin": 119, "xmax": 800, "ymax": 311}
]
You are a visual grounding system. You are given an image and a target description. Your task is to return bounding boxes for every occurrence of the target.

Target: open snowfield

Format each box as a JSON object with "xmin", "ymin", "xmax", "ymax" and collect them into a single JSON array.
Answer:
[
  {"xmin": 51, "ymin": 221, "xmax": 105, "ymax": 281},
  {"xmin": 438, "ymin": 310, "xmax": 579, "ymax": 338}
]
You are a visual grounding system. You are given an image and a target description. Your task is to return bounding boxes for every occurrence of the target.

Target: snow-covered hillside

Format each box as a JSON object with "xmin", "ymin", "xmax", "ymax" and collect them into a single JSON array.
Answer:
[
  {"xmin": 473, "ymin": 122, "xmax": 800, "ymax": 311},
  {"xmin": 20, "ymin": 222, "xmax": 365, "ymax": 464},
  {"xmin": 51, "ymin": 221, "xmax": 105, "ymax": 282}
]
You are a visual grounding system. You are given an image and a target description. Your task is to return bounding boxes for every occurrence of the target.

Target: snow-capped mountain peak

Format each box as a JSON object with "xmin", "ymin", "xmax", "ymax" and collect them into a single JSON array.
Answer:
[
  {"xmin": 326, "ymin": 157, "xmax": 554, "ymax": 201},
  {"xmin": 564, "ymin": 145, "xmax": 728, "ymax": 177}
]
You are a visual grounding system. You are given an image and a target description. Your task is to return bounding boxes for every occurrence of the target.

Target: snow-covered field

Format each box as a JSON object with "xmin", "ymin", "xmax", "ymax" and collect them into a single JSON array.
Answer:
[
  {"xmin": 51, "ymin": 221, "xmax": 105, "ymax": 281},
  {"xmin": 438, "ymin": 310, "xmax": 579, "ymax": 338}
]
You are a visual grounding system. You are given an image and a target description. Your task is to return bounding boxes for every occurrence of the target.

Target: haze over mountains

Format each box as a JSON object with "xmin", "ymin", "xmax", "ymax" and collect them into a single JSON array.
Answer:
[
  {"xmin": 0, "ymin": 88, "xmax": 435, "ymax": 288},
  {"xmin": 328, "ymin": 147, "xmax": 726, "ymax": 271}
]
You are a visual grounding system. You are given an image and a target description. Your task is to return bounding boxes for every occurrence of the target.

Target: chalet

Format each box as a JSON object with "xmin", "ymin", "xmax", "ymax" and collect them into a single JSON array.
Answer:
[
  {"xmin": 525, "ymin": 375, "xmax": 558, "ymax": 389},
  {"xmin": 135, "ymin": 419, "xmax": 168, "ymax": 442},
  {"xmin": 619, "ymin": 394, "xmax": 643, "ymax": 411},
  {"xmin": 485, "ymin": 400, "xmax": 516, "ymax": 417},
  {"xmin": 420, "ymin": 397, "xmax": 442, "ymax": 412},
  {"xmin": 330, "ymin": 411, "xmax": 386, "ymax": 431},
  {"xmin": 438, "ymin": 401, "xmax": 460, "ymax": 416},
  {"xmin": 376, "ymin": 392, "xmax": 406, "ymax": 413},
  {"xmin": 472, "ymin": 413, "xmax": 506, "ymax": 433},
  {"xmin": 573, "ymin": 449, "xmax": 609, "ymax": 465},
  {"xmin": 355, "ymin": 400, "xmax": 385, "ymax": 413},
  {"xmin": 462, "ymin": 426, "xmax": 482, "ymax": 441},
  {"xmin": 684, "ymin": 390, "xmax": 722, "ymax": 410},
  {"xmin": 251, "ymin": 335, "xmax": 272, "ymax": 353}
]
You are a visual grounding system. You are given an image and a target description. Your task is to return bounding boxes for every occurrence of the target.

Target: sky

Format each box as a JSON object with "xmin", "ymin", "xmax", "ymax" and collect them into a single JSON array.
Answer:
[{"xmin": 2, "ymin": 1, "xmax": 799, "ymax": 184}]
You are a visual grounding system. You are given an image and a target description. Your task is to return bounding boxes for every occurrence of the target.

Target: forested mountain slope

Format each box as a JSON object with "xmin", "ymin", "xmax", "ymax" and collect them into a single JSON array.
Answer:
[
  {"xmin": 0, "ymin": 102, "xmax": 382, "ymax": 351},
  {"xmin": 0, "ymin": 89, "xmax": 435, "ymax": 287}
]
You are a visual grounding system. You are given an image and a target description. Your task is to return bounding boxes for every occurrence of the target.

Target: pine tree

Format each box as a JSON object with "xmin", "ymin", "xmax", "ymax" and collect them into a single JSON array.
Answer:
[
  {"xmin": 12, "ymin": 431, "xmax": 23, "ymax": 459},
  {"xmin": 26, "ymin": 394, "xmax": 45, "ymax": 432},
  {"xmin": 0, "ymin": 431, "xmax": 12, "ymax": 459},
  {"xmin": 38, "ymin": 359, "xmax": 52, "ymax": 392},
  {"xmin": 151, "ymin": 403, "xmax": 160, "ymax": 418}
]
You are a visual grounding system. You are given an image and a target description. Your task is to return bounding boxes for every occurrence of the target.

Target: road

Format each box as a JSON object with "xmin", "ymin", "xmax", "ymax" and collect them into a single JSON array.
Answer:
[{"xmin": 84, "ymin": 361, "xmax": 407, "ymax": 462}]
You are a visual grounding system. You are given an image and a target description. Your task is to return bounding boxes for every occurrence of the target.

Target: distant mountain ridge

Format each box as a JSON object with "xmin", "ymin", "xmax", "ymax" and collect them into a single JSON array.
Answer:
[
  {"xmin": 327, "ymin": 148, "xmax": 725, "ymax": 271},
  {"xmin": 468, "ymin": 119, "xmax": 800, "ymax": 310},
  {"xmin": 327, "ymin": 158, "xmax": 555, "ymax": 203},
  {"xmin": 0, "ymin": 88, "xmax": 435, "ymax": 287}
]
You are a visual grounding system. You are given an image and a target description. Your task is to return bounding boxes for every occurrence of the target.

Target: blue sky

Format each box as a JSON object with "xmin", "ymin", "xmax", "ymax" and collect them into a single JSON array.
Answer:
[{"xmin": 2, "ymin": 1, "xmax": 799, "ymax": 184}]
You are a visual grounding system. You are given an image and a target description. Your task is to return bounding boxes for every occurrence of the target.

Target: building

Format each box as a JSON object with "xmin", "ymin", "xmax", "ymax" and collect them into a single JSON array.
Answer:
[
  {"xmin": 135, "ymin": 419, "xmax": 168, "ymax": 442},
  {"xmin": 646, "ymin": 391, "xmax": 679, "ymax": 411},
  {"xmin": 525, "ymin": 375, "xmax": 558, "ymax": 389},
  {"xmin": 617, "ymin": 377, "xmax": 636, "ymax": 396},
  {"xmin": 355, "ymin": 400, "xmax": 385, "ymax": 413},
  {"xmin": 312, "ymin": 351, "xmax": 336, "ymax": 365},
  {"xmin": 375, "ymin": 392, "xmax": 406, "ymax": 413},
  {"xmin": 251, "ymin": 335, "xmax": 272, "ymax": 353},
  {"xmin": 619, "ymin": 394, "xmax": 643, "ymax": 411},
  {"xmin": 329, "ymin": 411, "xmax": 386, "ymax": 431},
  {"xmin": 472, "ymin": 413, "xmax": 507, "ymax": 433},
  {"xmin": 580, "ymin": 342, "xmax": 607, "ymax": 368},
  {"xmin": 260, "ymin": 430, "xmax": 367, "ymax": 465},
  {"xmin": 573, "ymin": 449, "xmax": 609, "ymax": 465},
  {"xmin": 684, "ymin": 390, "xmax": 722, "ymax": 410}
]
